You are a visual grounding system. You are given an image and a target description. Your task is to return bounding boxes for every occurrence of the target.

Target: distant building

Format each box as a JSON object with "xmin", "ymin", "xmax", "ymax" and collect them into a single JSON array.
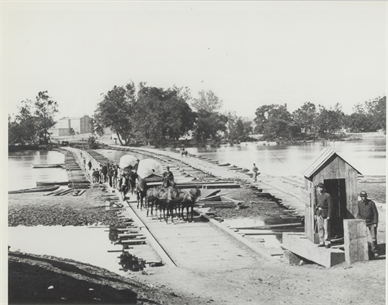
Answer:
[
  {"xmin": 49, "ymin": 115, "xmax": 94, "ymax": 136},
  {"xmin": 80, "ymin": 115, "xmax": 93, "ymax": 133}
]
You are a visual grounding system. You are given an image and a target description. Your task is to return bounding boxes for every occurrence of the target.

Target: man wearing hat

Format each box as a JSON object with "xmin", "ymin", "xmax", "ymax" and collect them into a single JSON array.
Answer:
[
  {"xmin": 134, "ymin": 159, "xmax": 140, "ymax": 173},
  {"xmin": 163, "ymin": 166, "xmax": 174, "ymax": 187},
  {"xmin": 315, "ymin": 182, "xmax": 333, "ymax": 248},
  {"xmin": 357, "ymin": 191, "xmax": 379, "ymax": 258}
]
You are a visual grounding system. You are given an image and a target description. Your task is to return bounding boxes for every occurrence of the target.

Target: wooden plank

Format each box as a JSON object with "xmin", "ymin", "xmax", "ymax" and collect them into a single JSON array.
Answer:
[
  {"xmin": 231, "ymin": 223, "xmax": 302, "ymax": 230},
  {"xmin": 282, "ymin": 233, "xmax": 345, "ymax": 268},
  {"xmin": 241, "ymin": 232, "xmax": 283, "ymax": 236},
  {"xmin": 198, "ymin": 193, "xmax": 228, "ymax": 202},
  {"xmin": 205, "ymin": 190, "xmax": 222, "ymax": 198},
  {"xmin": 343, "ymin": 219, "xmax": 369, "ymax": 265}
]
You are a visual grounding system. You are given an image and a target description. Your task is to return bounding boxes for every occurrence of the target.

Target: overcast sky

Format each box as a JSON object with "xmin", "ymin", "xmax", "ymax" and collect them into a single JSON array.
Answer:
[{"xmin": 2, "ymin": 1, "xmax": 386, "ymax": 120}]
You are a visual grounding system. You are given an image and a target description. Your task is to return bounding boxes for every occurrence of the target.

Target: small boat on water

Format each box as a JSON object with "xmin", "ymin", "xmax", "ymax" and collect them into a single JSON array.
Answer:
[
  {"xmin": 36, "ymin": 181, "xmax": 68, "ymax": 186},
  {"xmin": 8, "ymin": 185, "xmax": 60, "ymax": 194},
  {"xmin": 218, "ymin": 163, "xmax": 230, "ymax": 167},
  {"xmin": 32, "ymin": 164, "xmax": 64, "ymax": 169}
]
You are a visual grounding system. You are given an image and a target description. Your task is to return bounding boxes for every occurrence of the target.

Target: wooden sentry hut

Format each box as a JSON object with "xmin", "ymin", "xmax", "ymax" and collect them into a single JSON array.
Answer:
[{"xmin": 302, "ymin": 148, "xmax": 362, "ymax": 243}]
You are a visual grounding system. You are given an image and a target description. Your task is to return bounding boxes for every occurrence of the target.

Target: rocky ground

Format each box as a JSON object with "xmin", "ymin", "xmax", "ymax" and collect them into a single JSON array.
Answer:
[{"xmin": 6, "ymin": 151, "xmax": 386, "ymax": 305}]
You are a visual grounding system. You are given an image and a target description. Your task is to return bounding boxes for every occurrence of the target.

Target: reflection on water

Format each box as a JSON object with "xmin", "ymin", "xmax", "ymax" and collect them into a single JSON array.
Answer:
[
  {"xmin": 182, "ymin": 134, "xmax": 386, "ymax": 176},
  {"xmin": 8, "ymin": 150, "xmax": 68, "ymax": 191},
  {"xmin": 8, "ymin": 226, "xmax": 128, "ymax": 276},
  {"xmin": 87, "ymin": 134, "xmax": 386, "ymax": 177}
]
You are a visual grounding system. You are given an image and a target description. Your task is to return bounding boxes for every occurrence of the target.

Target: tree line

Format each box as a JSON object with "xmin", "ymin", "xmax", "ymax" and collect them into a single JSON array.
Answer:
[
  {"xmin": 93, "ymin": 82, "xmax": 252, "ymax": 146},
  {"xmin": 254, "ymin": 96, "xmax": 386, "ymax": 141},
  {"xmin": 8, "ymin": 85, "xmax": 386, "ymax": 146},
  {"xmin": 8, "ymin": 91, "xmax": 58, "ymax": 145}
]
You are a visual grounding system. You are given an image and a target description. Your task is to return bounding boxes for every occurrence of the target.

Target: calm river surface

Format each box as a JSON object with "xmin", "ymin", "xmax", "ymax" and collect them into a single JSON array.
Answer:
[
  {"xmin": 7, "ymin": 133, "xmax": 386, "ymax": 273},
  {"xmin": 97, "ymin": 132, "xmax": 386, "ymax": 177},
  {"xmin": 7, "ymin": 133, "xmax": 386, "ymax": 192},
  {"xmin": 183, "ymin": 133, "xmax": 386, "ymax": 177}
]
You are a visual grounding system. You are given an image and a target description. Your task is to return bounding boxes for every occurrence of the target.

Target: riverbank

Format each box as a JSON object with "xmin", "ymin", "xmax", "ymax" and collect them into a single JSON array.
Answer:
[{"xmin": 7, "ymin": 146, "xmax": 386, "ymax": 305}]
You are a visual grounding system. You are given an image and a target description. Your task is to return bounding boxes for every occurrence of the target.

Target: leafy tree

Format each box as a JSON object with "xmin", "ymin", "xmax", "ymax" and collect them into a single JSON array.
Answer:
[
  {"xmin": 344, "ymin": 102, "xmax": 373, "ymax": 132},
  {"xmin": 191, "ymin": 90, "xmax": 223, "ymax": 112},
  {"xmin": 94, "ymin": 82, "xmax": 136, "ymax": 145},
  {"xmin": 225, "ymin": 112, "xmax": 252, "ymax": 142},
  {"xmin": 314, "ymin": 103, "xmax": 344, "ymax": 136},
  {"xmin": 254, "ymin": 104, "xmax": 294, "ymax": 140},
  {"xmin": 8, "ymin": 91, "xmax": 58, "ymax": 145},
  {"xmin": 193, "ymin": 109, "xmax": 228, "ymax": 143},
  {"xmin": 88, "ymin": 136, "xmax": 99, "ymax": 149},
  {"xmin": 132, "ymin": 85, "xmax": 196, "ymax": 145},
  {"xmin": 292, "ymin": 102, "xmax": 317, "ymax": 136},
  {"xmin": 365, "ymin": 96, "xmax": 386, "ymax": 131},
  {"xmin": 34, "ymin": 91, "xmax": 58, "ymax": 144}
]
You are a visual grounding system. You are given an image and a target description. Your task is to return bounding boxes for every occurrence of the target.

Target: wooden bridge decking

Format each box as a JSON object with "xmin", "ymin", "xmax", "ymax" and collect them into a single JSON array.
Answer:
[
  {"xmin": 125, "ymin": 199, "xmax": 271, "ymax": 271},
  {"xmin": 71, "ymin": 146, "xmax": 307, "ymax": 268},
  {"xmin": 109, "ymin": 145, "xmax": 307, "ymax": 217}
]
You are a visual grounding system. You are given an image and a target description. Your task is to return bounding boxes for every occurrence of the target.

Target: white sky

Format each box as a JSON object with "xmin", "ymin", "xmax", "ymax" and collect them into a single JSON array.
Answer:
[{"xmin": 2, "ymin": 1, "xmax": 386, "ymax": 120}]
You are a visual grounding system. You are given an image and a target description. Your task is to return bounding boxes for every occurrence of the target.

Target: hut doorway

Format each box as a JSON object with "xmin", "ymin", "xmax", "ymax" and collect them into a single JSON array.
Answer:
[{"xmin": 324, "ymin": 178, "xmax": 347, "ymax": 238}]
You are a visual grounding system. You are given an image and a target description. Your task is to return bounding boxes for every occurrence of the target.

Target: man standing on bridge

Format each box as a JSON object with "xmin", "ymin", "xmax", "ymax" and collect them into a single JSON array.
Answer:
[
  {"xmin": 356, "ymin": 191, "xmax": 379, "ymax": 258},
  {"xmin": 315, "ymin": 182, "xmax": 333, "ymax": 248},
  {"xmin": 252, "ymin": 163, "xmax": 260, "ymax": 182}
]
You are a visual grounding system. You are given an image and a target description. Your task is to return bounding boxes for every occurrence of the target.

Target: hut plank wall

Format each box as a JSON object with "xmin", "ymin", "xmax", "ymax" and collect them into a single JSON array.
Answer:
[
  {"xmin": 305, "ymin": 155, "xmax": 359, "ymax": 242},
  {"xmin": 312, "ymin": 156, "xmax": 358, "ymax": 218}
]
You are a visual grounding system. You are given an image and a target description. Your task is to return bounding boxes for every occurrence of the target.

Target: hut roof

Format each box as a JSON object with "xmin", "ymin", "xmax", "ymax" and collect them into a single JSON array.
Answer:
[{"xmin": 303, "ymin": 148, "xmax": 362, "ymax": 180}]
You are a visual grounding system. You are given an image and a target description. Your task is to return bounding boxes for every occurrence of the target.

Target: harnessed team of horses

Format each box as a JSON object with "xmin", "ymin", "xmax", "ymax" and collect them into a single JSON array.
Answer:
[{"xmin": 119, "ymin": 166, "xmax": 201, "ymax": 224}]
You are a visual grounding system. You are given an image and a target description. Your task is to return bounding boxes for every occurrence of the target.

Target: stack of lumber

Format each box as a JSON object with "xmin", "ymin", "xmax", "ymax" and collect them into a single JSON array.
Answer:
[{"xmin": 44, "ymin": 188, "xmax": 86, "ymax": 196}]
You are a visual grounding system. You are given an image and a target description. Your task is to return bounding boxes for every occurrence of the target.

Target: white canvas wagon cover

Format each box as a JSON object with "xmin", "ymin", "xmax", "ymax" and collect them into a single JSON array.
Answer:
[
  {"xmin": 119, "ymin": 155, "xmax": 137, "ymax": 169},
  {"xmin": 137, "ymin": 159, "xmax": 163, "ymax": 179}
]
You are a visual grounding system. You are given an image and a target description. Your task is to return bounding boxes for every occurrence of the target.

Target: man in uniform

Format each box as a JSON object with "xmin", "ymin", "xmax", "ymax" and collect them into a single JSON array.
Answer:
[
  {"xmin": 357, "ymin": 191, "xmax": 379, "ymax": 258},
  {"xmin": 252, "ymin": 163, "xmax": 260, "ymax": 182},
  {"xmin": 163, "ymin": 166, "xmax": 174, "ymax": 187},
  {"xmin": 315, "ymin": 182, "xmax": 333, "ymax": 248},
  {"xmin": 134, "ymin": 159, "xmax": 140, "ymax": 173}
]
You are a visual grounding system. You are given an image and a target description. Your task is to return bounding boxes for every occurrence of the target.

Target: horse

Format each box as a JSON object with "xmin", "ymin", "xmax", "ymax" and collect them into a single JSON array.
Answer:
[
  {"xmin": 127, "ymin": 171, "xmax": 138, "ymax": 195},
  {"xmin": 177, "ymin": 187, "xmax": 201, "ymax": 222},
  {"xmin": 164, "ymin": 182, "xmax": 186, "ymax": 224},
  {"xmin": 146, "ymin": 186, "xmax": 167, "ymax": 217},
  {"xmin": 135, "ymin": 177, "xmax": 147, "ymax": 210}
]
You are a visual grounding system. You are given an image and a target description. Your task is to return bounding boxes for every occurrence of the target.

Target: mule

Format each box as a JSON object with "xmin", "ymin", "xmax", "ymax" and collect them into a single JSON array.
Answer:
[
  {"xmin": 146, "ymin": 186, "xmax": 166, "ymax": 217},
  {"xmin": 179, "ymin": 188, "xmax": 201, "ymax": 222},
  {"xmin": 127, "ymin": 171, "xmax": 138, "ymax": 195},
  {"xmin": 164, "ymin": 183, "xmax": 181, "ymax": 224},
  {"xmin": 136, "ymin": 177, "xmax": 147, "ymax": 210}
]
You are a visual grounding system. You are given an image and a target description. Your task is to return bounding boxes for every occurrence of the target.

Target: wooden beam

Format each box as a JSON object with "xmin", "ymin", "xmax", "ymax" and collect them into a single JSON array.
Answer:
[{"xmin": 343, "ymin": 219, "xmax": 369, "ymax": 265}]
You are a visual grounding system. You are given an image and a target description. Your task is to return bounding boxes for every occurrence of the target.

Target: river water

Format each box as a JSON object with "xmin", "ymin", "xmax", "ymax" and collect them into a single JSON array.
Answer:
[
  {"xmin": 7, "ymin": 133, "xmax": 386, "ymax": 192},
  {"xmin": 8, "ymin": 150, "xmax": 68, "ymax": 192},
  {"xmin": 7, "ymin": 133, "xmax": 386, "ymax": 273},
  {"xmin": 182, "ymin": 132, "xmax": 386, "ymax": 177}
]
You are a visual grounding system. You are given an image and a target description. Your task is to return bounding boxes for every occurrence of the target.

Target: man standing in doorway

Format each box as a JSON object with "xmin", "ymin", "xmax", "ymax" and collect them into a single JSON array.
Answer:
[
  {"xmin": 315, "ymin": 182, "xmax": 333, "ymax": 248},
  {"xmin": 357, "ymin": 191, "xmax": 379, "ymax": 258},
  {"xmin": 252, "ymin": 163, "xmax": 260, "ymax": 182}
]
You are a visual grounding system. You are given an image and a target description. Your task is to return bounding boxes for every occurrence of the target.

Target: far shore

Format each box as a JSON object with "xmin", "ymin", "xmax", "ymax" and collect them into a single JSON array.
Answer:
[{"xmin": 9, "ymin": 131, "xmax": 386, "ymax": 152}]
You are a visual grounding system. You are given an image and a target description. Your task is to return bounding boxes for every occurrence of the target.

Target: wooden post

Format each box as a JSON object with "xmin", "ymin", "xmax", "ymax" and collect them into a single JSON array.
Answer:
[{"xmin": 343, "ymin": 219, "xmax": 369, "ymax": 265}]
